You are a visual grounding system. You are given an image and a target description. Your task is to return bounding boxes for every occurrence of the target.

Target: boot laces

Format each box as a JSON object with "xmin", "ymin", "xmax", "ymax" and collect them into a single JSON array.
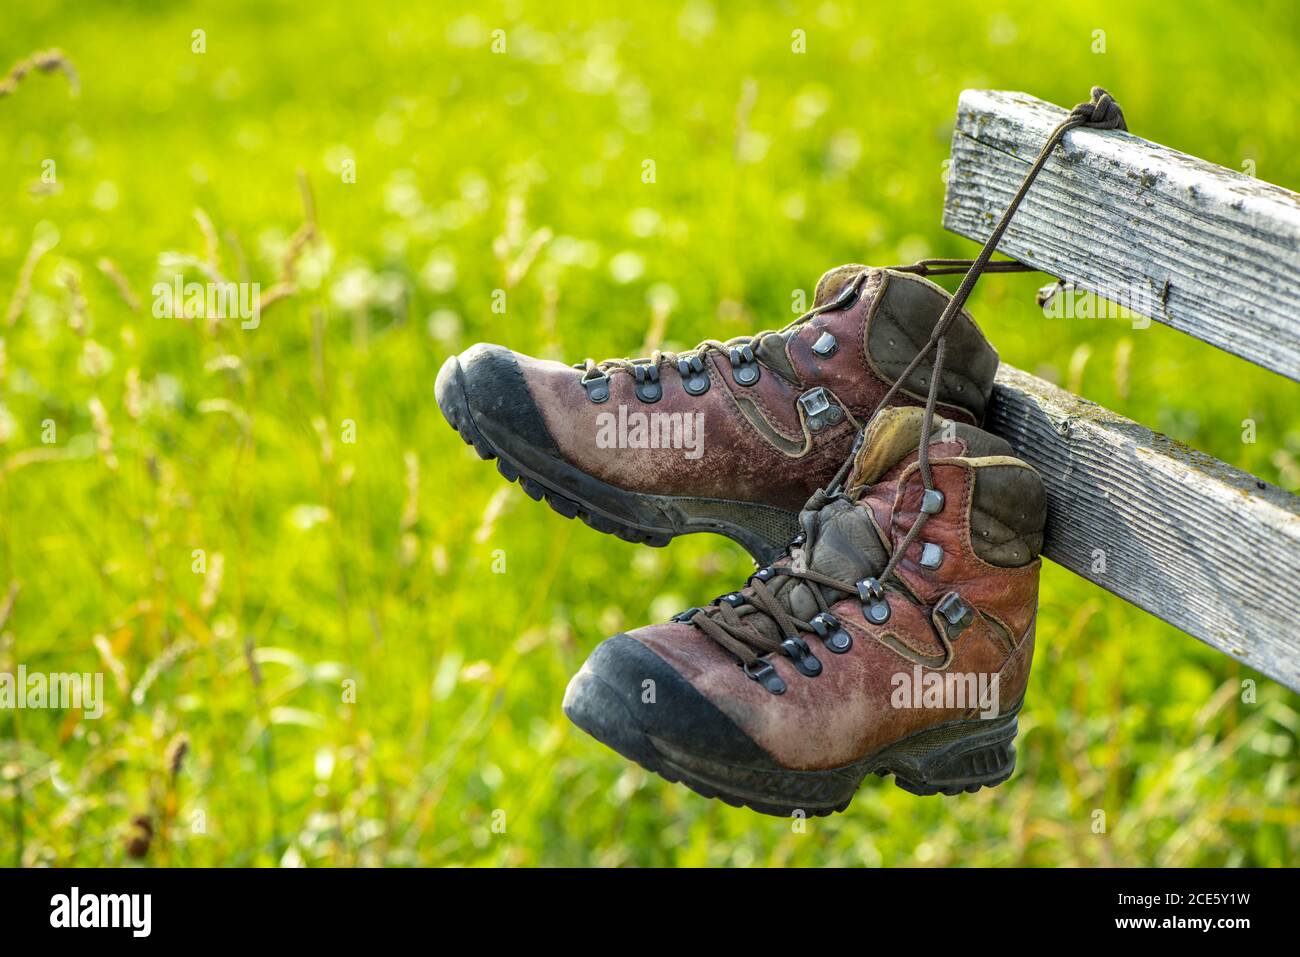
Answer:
[
  {"xmin": 576, "ymin": 256, "xmax": 1040, "ymax": 384},
  {"xmin": 689, "ymin": 554, "xmax": 868, "ymax": 669},
  {"xmin": 574, "ymin": 275, "xmax": 868, "ymax": 383}
]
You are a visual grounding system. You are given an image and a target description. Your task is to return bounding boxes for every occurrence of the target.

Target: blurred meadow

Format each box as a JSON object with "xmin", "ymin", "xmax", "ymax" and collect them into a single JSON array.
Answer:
[{"xmin": 1, "ymin": 0, "xmax": 1298, "ymax": 867}]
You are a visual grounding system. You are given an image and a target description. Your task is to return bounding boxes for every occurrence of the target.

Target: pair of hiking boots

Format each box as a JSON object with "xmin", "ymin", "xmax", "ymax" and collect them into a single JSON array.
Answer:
[
  {"xmin": 436, "ymin": 86, "xmax": 1122, "ymax": 816},
  {"xmin": 437, "ymin": 263, "xmax": 1046, "ymax": 816}
]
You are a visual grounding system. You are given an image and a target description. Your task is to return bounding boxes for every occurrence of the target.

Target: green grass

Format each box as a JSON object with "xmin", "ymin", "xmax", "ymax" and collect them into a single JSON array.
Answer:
[{"xmin": 1, "ymin": 0, "xmax": 1297, "ymax": 866}]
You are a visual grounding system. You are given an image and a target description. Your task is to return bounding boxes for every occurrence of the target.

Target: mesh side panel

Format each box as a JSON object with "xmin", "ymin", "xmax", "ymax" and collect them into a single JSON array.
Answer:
[{"xmin": 672, "ymin": 498, "xmax": 799, "ymax": 544}]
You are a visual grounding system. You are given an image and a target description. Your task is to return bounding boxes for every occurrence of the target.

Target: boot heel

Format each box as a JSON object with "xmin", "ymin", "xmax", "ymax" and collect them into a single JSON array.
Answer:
[{"xmin": 879, "ymin": 706, "xmax": 1021, "ymax": 796}]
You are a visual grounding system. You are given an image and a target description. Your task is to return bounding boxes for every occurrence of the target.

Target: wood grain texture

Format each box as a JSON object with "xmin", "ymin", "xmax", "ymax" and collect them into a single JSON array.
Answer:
[
  {"xmin": 944, "ymin": 89, "xmax": 1300, "ymax": 381},
  {"xmin": 989, "ymin": 364, "xmax": 1300, "ymax": 691}
]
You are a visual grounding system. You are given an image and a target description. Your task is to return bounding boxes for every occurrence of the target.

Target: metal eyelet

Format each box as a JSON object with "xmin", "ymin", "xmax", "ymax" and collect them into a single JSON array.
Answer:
[
  {"xmin": 715, "ymin": 592, "xmax": 745, "ymax": 607},
  {"xmin": 752, "ymin": 566, "xmax": 777, "ymax": 584},
  {"xmin": 809, "ymin": 611, "xmax": 853, "ymax": 654},
  {"xmin": 728, "ymin": 345, "xmax": 760, "ymax": 386},
  {"xmin": 920, "ymin": 489, "xmax": 945, "ymax": 514},
  {"xmin": 857, "ymin": 577, "xmax": 891, "ymax": 624},
  {"xmin": 633, "ymin": 363, "xmax": 662, "ymax": 403},
  {"xmin": 935, "ymin": 592, "xmax": 975, "ymax": 641},
  {"xmin": 812, "ymin": 330, "xmax": 838, "ymax": 358},
  {"xmin": 919, "ymin": 542, "xmax": 944, "ymax": 569},
  {"xmin": 671, "ymin": 606, "xmax": 704, "ymax": 623},
  {"xmin": 831, "ymin": 280, "xmax": 860, "ymax": 310},
  {"xmin": 799, "ymin": 386, "xmax": 843, "ymax": 433},
  {"xmin": 781, "ymin": 635, "xmax": 822, "ymax": 677},
  {"xmin": 800, "ymin": 387, "xmax": 830, "ymax": 418},
  {"xmin": 677, "ymin": 356, "xmax": 710, "ymax": 395},
  {"xmin": 743, "ymin": 660, "xmax": 786, "ymax": 695},
  {"xmin": 582, "ymin": 372, "xmax": 611, "ymax": 404}
]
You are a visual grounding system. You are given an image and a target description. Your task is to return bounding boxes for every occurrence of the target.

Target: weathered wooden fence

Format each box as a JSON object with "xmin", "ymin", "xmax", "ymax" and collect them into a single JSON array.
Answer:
[{"xmin": 943, "ymin": 89, "xmax": 1300, "ymax": 691}]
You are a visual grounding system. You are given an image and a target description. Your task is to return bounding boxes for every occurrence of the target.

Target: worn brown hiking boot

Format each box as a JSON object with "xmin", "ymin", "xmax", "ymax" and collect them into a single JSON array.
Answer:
[
  {"xmin": 562, "ymin": 407, "xmax": 1045, "ymax": 816},
  {"xmin": 436, "ymin": 264, "xmax": 999, "ymax": 562}
]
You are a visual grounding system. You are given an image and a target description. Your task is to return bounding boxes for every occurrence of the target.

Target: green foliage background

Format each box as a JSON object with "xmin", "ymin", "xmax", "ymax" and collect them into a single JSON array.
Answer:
[{"xmin": 1, "ymin": 0, "xmax": 1297, "ymax": 866}]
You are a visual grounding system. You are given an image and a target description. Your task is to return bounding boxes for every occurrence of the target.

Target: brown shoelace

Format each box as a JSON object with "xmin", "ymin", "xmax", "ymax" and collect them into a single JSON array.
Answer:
[
  {"xmin": 687, "ymin": 564, "xmax": 861, "ymax": 672},
  {"xmin": 576, "ymin": 287, "xmax": 854, "ymax": 385},
  {"xmin": 576, "ymin": 260, "xmax": 1037, "ymax": 386},
  {"xmin": 683, "ymin": 87, "xmax": 1127, "ymax": 677}
]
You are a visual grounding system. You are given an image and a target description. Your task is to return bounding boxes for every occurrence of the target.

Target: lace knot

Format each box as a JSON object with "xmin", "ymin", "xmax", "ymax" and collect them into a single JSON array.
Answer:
[{"xmin": 1070, "ymin": 86, "xmax": 1126, "ymax": 131}]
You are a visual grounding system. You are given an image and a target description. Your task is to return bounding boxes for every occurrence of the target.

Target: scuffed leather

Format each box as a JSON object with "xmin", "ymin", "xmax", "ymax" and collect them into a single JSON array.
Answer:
[
  {"xmin": 627, "ymin": 445, "xmax": 1044, "ymax": 771},
  {"xmin": 518, "ymin": 266, "xmax": 991, "ymax": 505}
]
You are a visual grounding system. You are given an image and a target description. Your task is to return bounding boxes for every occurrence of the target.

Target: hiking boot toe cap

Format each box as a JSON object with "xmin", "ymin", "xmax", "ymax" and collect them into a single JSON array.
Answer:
[
  {"xmin": 563, "ymin": 633, "xmax": 777, "ymax": 770},
  {"xmin": 437, "ymin": 343, "xmax": 559, "ymax": 455}
]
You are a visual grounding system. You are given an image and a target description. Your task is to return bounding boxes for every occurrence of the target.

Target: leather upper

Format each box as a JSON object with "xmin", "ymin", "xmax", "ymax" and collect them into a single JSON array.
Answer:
[
  {"xmin": 499, "ymin": 266, "xmax": 999, "ymax": 508},
  {"xmin": 625, "ymin": 419, "xmax": 1044, "ymax": 771}
]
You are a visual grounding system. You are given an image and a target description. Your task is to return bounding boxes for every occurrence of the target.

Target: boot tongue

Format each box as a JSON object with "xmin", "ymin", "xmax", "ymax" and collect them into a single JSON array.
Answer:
[
  {"xmin": 742, "ymin": 491, "xmax": 889, "ymax": 641},
  {"xmin": 813, "ymin": 264, "xmax": 870, "ymax": 307},
  {"xmin": 786, "ymin": 497, "xmax": 889, "ymax": 614},
  {"xmin": 745, "ymin": 407, "xmax": 932, "ymax": 638},
  {"xmin": 845, "ymin": 406, "xmax": 931, "ymax": 494}
]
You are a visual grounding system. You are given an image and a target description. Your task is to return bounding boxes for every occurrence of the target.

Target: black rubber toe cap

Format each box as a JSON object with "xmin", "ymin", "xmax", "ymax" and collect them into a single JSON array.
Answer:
[
  {"xmin": 437, "ymin": 343, "xmax": 559, "ymax": 456},
  {"xmin": 563, "ymin": 634, "xmax": 778, "ymax": 769}
]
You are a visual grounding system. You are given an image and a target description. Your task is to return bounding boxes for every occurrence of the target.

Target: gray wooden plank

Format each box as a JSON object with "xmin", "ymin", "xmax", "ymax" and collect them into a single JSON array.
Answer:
[
  {"xmin": 988, "ymin": 364, "xmax": 1300, "ymax": 692},
  {"xmin": 943, "ymin": 89, "xmax": 1300, "ymax": 381}
]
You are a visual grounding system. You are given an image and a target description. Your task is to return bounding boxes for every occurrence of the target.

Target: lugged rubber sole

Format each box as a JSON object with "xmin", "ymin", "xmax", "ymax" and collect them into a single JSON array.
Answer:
[
  {"xmin": 436, "ymin": 355, "xmax": 799, "ymax": 562},
  {"xmin": 564, "ymin": 665, "xmax": 1021, "ymax": 817}
]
